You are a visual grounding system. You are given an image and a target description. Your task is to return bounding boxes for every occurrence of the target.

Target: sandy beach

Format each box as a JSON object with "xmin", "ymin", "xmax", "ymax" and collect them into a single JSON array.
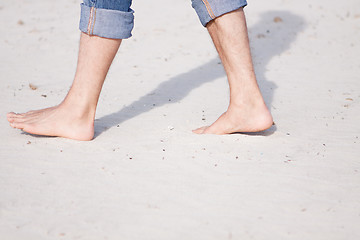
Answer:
[{"xmin": 1, "ymin": 0, "xmax": 360, "ymax": 239}]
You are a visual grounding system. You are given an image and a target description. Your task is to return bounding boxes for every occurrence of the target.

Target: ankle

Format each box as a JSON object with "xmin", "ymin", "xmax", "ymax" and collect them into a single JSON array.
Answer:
[
  {"xmin": 230, "ymin": 92, "xmax": 265, "ymax": 109},
  {"xmin": 59, "ymin": 99, "xmax": 96, "ymax": 121}
]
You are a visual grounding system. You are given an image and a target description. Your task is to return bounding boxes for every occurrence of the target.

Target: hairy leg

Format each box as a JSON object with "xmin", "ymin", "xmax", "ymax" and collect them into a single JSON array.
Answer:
[
  {"xmin": 7, "ymin": 33, "xmax": 121, "ymax": 141},
  {"xmin": 193, "ymin": 8, "xmax": 273, "ymax": 134}
]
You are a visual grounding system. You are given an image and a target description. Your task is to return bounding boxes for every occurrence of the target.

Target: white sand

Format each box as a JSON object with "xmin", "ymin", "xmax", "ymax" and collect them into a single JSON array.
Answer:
[{"xmin": 1, "ymin": 0, "xmax": 360, "ymax": 239}]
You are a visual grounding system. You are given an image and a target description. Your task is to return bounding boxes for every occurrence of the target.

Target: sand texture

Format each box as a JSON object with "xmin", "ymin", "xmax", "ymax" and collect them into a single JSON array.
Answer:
[{"xmin": 1, "ymin": 0, "xmax": 360, "ymax": 239}]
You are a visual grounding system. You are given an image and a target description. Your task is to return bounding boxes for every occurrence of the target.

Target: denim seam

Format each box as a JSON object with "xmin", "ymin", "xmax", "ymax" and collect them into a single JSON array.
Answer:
[
  {"xmin": 87, "ymin": 7, "xmax": 94, "ymax": 35},
  {"xmin": 201, "ymin": 0, "xmax": 215, "ymax": 19},
  {"xmin": 92, "ymin": 8, "xmax": 97, "ymax": 35}
]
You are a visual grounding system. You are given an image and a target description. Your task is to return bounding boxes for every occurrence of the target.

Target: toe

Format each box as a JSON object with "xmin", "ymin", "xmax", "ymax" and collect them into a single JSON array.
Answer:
[
  {"xmin": 8, "ymin": 117, "xmax": 15, "ymax": 123},
  {"xmin": 7, "ymin": 112, "xmax": 18, "ymax": 118},
  {"xmin": 7, "ymin": 114, "xmax": 30, "ymax": 123},
  {"xmin": 7, "ymin": 112, "xmax": 27, "ymax": 120},
  {"xmin": 10, "ymin": 122, "xmax": 26, "ymax": 130},
  {"xmin": 7, "ymin": 112, "xmax": 20, "ymax": 122},
  {"xmin": 192, "ymin": 126, "xmax": 208, "ymax": 134}
]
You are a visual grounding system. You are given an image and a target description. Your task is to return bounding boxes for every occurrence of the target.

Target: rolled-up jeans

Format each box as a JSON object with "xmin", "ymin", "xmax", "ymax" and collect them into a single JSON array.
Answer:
[{"xmin": 79, "ymin": 0, "xmax": 247, "ymax": 39}]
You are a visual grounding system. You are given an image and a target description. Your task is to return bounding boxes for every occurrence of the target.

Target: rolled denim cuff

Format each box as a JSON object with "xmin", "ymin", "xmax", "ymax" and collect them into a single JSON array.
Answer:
[
  {"xmin": 192, "ymin": 0, "xmax": 247, "ymax": 27},
  {"xmin": 79, "ymin": 3, "xmax": 134, "ymax": 39}
]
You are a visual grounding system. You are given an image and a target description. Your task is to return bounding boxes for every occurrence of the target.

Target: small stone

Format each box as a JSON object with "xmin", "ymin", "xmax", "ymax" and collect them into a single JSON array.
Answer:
[
  {"xmin": 274, "ymin": 17, "xmax": 283, "ymax": 23},
  {"xmin": 17, "ymin": 20, "xmax": 24, "ymax": 25},
  {"xmin": 29, "ymin": 83, "xmax": 37, "ymax": 90}
]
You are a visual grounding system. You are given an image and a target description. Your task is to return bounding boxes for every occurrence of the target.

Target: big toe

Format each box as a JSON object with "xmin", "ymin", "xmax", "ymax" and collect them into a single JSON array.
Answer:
[
  {"xmin": 7, "ymin": 112, "xmax": 20, "ymax": 122},
  {"xmin": 10, "ymin": 121, "xmax": 27, "ymax": 130},
  {"xmin": 192, "ymin": 126, "xmax": 208, "ymax": 134}
]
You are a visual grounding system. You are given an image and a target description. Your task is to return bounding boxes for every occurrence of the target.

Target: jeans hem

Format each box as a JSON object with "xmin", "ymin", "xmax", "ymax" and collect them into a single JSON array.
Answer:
[
  {"xmin": 79, "ymin": 3, "xmax": 134, "ymax": 39},
  {"xmin": 192, "ymin": 0, "xmax": 248, "ymax": 27}
]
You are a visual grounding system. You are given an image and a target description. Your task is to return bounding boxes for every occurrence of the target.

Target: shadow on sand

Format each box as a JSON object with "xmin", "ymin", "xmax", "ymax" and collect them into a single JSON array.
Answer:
[{"xmin": 94, "ymin": 10, "xmax": 305, "ymax": 138}]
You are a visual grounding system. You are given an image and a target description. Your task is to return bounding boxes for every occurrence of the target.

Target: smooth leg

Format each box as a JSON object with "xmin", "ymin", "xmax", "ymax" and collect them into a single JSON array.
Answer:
[
  {"xmin": 193, "ymin": 8, "xmax": 273, "ymax": 134},
  {"xmin": 7, "ymin": 33, "xmax": 121, "ymax": 141}
]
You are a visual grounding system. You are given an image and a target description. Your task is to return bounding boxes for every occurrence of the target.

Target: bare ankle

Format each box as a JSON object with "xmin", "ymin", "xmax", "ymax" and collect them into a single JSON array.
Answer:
[{"xmin": 60, "ymin": 100, "xmax": 96, "ymax": 121}]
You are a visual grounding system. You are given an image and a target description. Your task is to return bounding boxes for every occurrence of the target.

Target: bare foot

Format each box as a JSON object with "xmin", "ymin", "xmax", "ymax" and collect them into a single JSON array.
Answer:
[
  {"xmin": 7, "ymin": 104, "xmax": 95, "ymax": 141},
  {"xmin": 193, "ymin": 102, "xmax": 273, "ymax": 134}
]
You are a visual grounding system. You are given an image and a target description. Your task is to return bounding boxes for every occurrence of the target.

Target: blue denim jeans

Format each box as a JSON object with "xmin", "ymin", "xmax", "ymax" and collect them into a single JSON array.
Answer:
[{"xmin": 79, "ymin": 0, "xmax": 247, "ymax": 39}]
